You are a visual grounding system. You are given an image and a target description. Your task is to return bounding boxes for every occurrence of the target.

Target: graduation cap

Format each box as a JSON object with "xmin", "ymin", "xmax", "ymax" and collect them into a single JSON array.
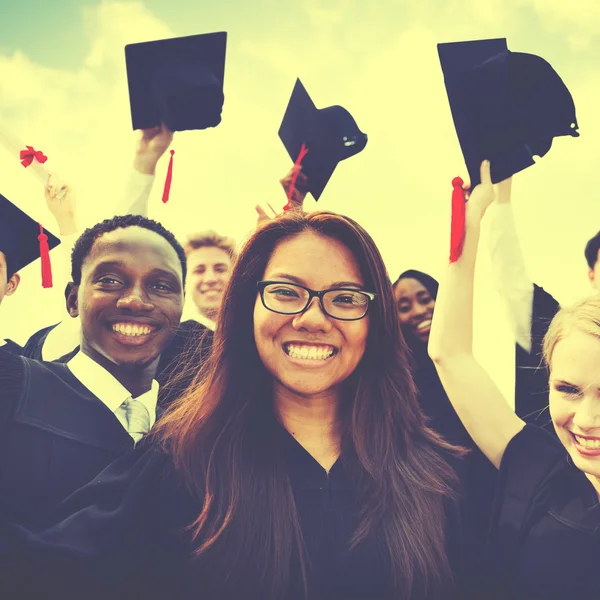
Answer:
[
  {"xmin": 438, "ymin": 38, "xmax": 579, "ymax": 187},
  {"xmin": 0, "ymin": 193, "xmax": 60, "ymax": 287},
  {"xmin": 125, "ymin": 32, "xmax": 227, "ymax": 132},
  {"xmin": 279, "ymin": 79, "xmax": 368, "ymax": 201}
]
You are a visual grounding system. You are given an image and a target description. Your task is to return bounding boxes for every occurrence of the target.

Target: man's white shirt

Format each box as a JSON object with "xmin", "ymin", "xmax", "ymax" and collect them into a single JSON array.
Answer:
[{"xmin": 67, "ymin": 351, "xmax": 159, "ymax": 442}]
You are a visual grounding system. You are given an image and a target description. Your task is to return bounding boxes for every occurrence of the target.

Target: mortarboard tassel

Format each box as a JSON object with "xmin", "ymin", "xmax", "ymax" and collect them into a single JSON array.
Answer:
[
  {"xmin": 37, "ymin": 223, "xmax": 53, "ymax": 288},
  {"xmin": 449, "ymin": 177, "xmax": 466, "ymax": 263},
  {"xmin": 283, "ymin": 143, "xmax": 309, "ymax": 211},
  {"xmin": 162, "ymin": 149, "xmax": 175, "ymax": 203}
]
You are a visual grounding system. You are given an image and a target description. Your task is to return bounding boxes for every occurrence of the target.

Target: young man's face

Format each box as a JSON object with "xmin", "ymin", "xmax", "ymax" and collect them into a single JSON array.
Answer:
[
  {"xmin": 0, "ymin": 252, "xmax": 20, "ymax": 307},
  {"xmin": 589, "ymin": 249, "xmax": 600, "ymax": 291},
  {"xmin": 68, "ymin": 227, "xmax": 184, "ymax": 370},
  {"xmin": 186, "ymin": 246, "xmax": 232, "ymax": 320}
]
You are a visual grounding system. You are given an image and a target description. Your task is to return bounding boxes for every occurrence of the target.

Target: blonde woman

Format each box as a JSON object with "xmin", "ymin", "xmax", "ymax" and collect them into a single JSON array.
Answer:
[{"xmin": 429, "ymin": 161, "xmax": 600, "ymax": 599}]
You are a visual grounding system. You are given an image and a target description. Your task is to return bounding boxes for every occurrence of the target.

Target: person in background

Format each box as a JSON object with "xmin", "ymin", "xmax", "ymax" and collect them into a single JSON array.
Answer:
[
  {"xmin": 1, "ymin": 211, "xmax": 472, "ymax": 600},
  {"xmin": 0, "ymin": 214, "xmax": 185, "ymax": 530},
  {"xmin": 0, "ymin": 181, "xmax": 73, "ymax": 354},
  {"xmin": 393, "ymin": 269, "xmax": 497, "ymax": 563},
  {"xmin": 392, "ymin": 270, "xmax": 471, "ymax": 448},
  {"xmin": 182, "ymin": 230, "xmax": 236, "ymax": 331},
  {"xmin": 429, "ymin": 160, "xmax": 599, "ymax": 599}
]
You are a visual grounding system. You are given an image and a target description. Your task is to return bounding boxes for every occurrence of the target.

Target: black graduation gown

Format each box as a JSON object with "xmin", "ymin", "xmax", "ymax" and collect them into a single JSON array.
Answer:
[
  {"xmin": 0, "ymin": 427, "xmax": 470, "ymax": 600},
  {"xmin": 0, "ymin": 339, "xmax": 23, "ymax": 355},
  {"xmin": 406, "ymin": 335, "xmax": 498, "ymax": 548},
  {"xmin": 0, "ymin": 349, "xmax": 136, "ymax": 530},
  {"xmin": 487, "ymin": 425, "xmax": 600, "ymax": 600},
  {"xmin": 20, "ymin": 319, "xmax": 214, "ymax": 408},
  {"xmin": 514, "ymin": 284, "xmax": 560, "ymax": 428}
]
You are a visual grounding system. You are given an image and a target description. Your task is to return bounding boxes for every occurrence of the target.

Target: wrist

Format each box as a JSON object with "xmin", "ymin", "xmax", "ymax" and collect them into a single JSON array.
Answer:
[
  {"xmin": 56, "ymin": 216, "xmax": 78, "ymax": 236},
  {"xmin": 133, "ymin": 154, "xmax": 160, "ymax": 175}
]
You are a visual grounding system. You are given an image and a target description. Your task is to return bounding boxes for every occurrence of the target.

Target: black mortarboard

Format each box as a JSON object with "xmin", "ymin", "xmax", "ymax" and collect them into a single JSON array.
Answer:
[
  {"xmin": 125, "ymin": 32, "xmax": 227, "ymax": 132},
  {"xmin": 438, "ymin": 38, "xmax": 579, "ymax": 187},
  {"xmin": 279, "ymin": 79, "xmax": 368, "ymax": 200},
  {"xmin": 0, "ymin": 193, "xmax": 60, "ymax": 280}
]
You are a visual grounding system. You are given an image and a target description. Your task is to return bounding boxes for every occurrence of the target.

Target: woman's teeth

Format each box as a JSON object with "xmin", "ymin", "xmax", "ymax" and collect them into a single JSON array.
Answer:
[
  {"xmin": 573, "ymin": 434, "xmax": 600, "ymax": 450},
  {"xmin": 112, "ymin": 323, "xmax": 155, "ymax": 337},
  {"xmin": 416, "ymin": 319, "xmax": 432, "ymax": 331},
  {"xmin": 285, "ymin": 344, "xmax": 335, "ymax": 360}
]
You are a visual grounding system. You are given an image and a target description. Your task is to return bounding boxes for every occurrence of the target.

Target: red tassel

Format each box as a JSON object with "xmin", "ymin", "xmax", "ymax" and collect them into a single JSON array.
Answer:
[
  {"xmin": 283, "ymin": 144, "xmax": 309, "ymax": 211},
  {"xmin": 162, "ymin": 150, "xmax": 175, "ymax": 203},
  {"xmin": 449, "ymin": 177, "xmax": 466, "ymax": 263},
  {"xmin": 38, "ymin": 223, "xmax": 53, "ymax": 288}
]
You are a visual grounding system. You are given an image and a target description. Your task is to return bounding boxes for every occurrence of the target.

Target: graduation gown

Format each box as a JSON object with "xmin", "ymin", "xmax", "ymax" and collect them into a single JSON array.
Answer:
[
  {"xmin": 406, "ymin": 334, "xmax": 498, "ymax": 543},
  {"xmin": 514, "ymin": 284, "xmax": 560, "ymax": 428},
  {"xmin": 487, "ymin": 425, "xmax": 600, "ymax": 599},
  {"xmin": 0, "ymin": 426, "xmax": 471, "ymax": 600},
  {"xmin": 0, "ymin": 349, "xmax": 136, "ymax": 530},
  {"xmin": 21, "ymin": 319, "xmax": 214, "ymax": 408},
  {"xmin": 0, "ymin": 339, "xmax": 23, "ymax": 355}
]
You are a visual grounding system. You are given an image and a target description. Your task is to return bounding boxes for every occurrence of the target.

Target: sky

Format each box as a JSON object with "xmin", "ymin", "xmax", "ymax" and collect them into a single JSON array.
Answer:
[{"xmin": 1, "ymin": 0, "xmax": 599, "ymax": 402}]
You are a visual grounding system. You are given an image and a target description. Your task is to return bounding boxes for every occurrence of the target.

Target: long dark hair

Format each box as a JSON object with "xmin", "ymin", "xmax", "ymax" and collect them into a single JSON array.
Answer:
[{"xmin": 155, "ymin": 212, "xmax": 461, "ymax": 598}]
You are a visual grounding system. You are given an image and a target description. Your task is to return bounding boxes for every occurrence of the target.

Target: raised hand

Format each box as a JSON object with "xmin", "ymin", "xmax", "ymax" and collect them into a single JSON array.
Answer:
[
  {"xmin": 280, "ymin": 165, "xmax": 309, "ymax": 211},
  {"xmin": 464, "ymin": 160, "xmax": 495, "ymax": 223},
  {"xmin": 255, "ymin": 202, "xmax": 279, "ymax": 227},
  {"xmin": 255, "ymin": 167, "xmax": 310, "ymax": 228},
  {"xmin": 45, "ymin": 172, "xmax": 77, "ymax": 235},
  {"xmin": 133, "ymin": 123, "xmax": 174, "ymax": 175}
]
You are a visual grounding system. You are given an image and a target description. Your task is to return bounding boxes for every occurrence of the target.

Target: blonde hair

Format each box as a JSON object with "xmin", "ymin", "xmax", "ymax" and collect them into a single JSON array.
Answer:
[
  {"xmin": 183, "ymin": 230, "xmax": 237, "ymax": 260},
  {"xmin": 543, "ymin": 294, "xmax": 600, "ymax": 368}
]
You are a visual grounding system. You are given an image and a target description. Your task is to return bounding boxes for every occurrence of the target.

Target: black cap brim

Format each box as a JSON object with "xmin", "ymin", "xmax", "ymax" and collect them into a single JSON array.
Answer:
[
  {"xmin": 278, "ymin": 79, "xmax": 368, "ymax": 200},
  {"xmin": 125, "ymin": 32, "xmax": 227, "ymax": 132}
]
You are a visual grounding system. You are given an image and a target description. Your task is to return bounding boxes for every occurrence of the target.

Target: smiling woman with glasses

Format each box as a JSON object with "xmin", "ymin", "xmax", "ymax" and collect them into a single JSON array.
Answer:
[{"xmin": 0, "ymin": 211, "xmax": 471, "ymax": 600}]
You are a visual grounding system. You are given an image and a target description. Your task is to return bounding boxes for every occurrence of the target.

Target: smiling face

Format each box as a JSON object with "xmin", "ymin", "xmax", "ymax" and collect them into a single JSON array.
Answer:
[
  {"xmin": 69, "ymin": 226, "xmax": 184, "ymax": 371},
  {"xmin": 549, "ymin": 329, "xmax": 600, "ymax": 494},
  {"xmin": 393, "ymin": 278, "xmax": 435, "ymax": 342},
  {"xmin": 253, "ymin": 231, "xmax": 370, "ymax": 402},
  {"xmin": 186, "ymin": 246, "xmax": 232, "ymax": 320}
]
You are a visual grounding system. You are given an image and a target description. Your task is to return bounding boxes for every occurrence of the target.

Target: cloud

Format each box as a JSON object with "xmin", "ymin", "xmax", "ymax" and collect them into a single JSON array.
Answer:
[{"xmin": 526, "ymin": 0, "xmax": 600, "ymax": 40}]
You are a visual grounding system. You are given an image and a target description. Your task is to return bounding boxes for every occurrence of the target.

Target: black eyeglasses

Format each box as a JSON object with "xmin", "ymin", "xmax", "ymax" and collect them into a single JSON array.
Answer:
[{"xmin": 256, "ymin": 280, "xmax": 375, "ymax": 321}]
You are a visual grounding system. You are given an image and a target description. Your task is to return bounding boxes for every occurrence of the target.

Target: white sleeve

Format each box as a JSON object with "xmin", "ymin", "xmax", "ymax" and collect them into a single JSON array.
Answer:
[
  {"xmin": 487, "ymin": 203, "xmax": 534, "ymax": 353},
  {"xmin": 114, "ymin": 171, "xmax": 156, "ymax": 217}
]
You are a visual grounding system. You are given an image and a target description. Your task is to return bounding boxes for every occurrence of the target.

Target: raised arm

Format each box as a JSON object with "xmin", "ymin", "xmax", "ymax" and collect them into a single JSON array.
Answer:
[
  {"xmin": 43, "ymin": 173, "xmax": 78, "ymax": 298},
  {"xmin": 428, "ymin": 161, "xmax": 525, "ymax": 469},
  {"xmin": 487, "ymin": 179, "xmax": 534, "ymax": 352},
  {"xmin": 115, "ymin": 123, "xmax": 174, "ymax": 217}
]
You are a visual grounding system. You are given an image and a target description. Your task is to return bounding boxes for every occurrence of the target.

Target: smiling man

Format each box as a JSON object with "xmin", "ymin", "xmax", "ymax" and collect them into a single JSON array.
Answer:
[
  {"xmin": 182, "ymin": 230, "xmax": 237, "ymax": 330},
  {"xmin": 0, "ymin": 214, "xmax": 187, "ymax": 529}
]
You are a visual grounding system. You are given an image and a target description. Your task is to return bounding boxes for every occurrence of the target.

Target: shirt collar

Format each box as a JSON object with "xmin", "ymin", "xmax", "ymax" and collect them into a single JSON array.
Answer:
[
  {"xmin": 67, "ymin": 351, "xmax": 159, "ymax": 414},
  {"xmin": 182, "ymin": 302, "xmax": 216, "ymax": 331}
]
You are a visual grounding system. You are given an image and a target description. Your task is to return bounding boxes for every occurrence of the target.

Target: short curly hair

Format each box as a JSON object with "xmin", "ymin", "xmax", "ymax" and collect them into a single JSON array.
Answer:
[{"xmin": 70, "ymin": 215, "xmax": 187, "ymax": 286}]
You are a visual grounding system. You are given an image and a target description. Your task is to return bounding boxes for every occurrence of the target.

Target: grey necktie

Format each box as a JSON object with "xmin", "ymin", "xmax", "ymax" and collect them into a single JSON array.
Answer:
[{"xmin": 121, "ymin": 398, "xmax": 151, "ymax": 444}]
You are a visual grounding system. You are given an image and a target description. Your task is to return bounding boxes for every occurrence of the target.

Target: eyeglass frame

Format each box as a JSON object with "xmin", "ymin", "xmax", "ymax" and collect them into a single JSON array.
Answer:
[{"xmin": 256, "ymin": 280, "xmax": 376, "ymax": 322}]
